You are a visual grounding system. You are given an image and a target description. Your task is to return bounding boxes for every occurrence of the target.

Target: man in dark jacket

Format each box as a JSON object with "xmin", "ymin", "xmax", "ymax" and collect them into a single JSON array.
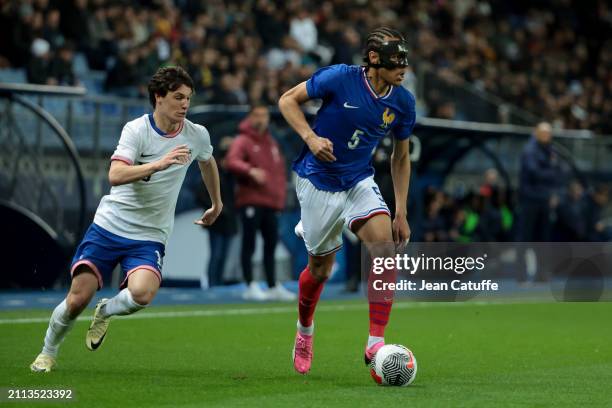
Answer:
[
  {"xmin": 226, "ymin": 105, "xmax": 295, "ymax": 301},
  {"xmin": 518, "ymin": 122, "xmax": 564, "ymax": 242},
  {"xmin": 518, "ymin": 122, "xmax": 564, "ymax": 282}
]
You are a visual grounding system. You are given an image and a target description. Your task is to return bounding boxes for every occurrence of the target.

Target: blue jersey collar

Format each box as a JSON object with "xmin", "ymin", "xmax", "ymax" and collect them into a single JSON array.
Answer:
[
  {"xmin": 361, "ymin": 67, "xmax": 393, "ymax": 100},
  {"xmin": 148, "ymin": 114, "xmax": 183, "ymax": 138}
]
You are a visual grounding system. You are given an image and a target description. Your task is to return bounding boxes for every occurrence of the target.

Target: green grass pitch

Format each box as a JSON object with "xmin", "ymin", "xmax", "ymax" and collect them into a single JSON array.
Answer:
[{"xmin": 1, "ymin": 301, "xmax": 611, "ymax": 407}]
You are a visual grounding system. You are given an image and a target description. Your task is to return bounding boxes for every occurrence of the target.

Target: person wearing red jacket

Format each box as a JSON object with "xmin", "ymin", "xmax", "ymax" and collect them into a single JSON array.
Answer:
[{"xmin": 225, "ymin": 104, "xmax": 296, "ymax": 301}]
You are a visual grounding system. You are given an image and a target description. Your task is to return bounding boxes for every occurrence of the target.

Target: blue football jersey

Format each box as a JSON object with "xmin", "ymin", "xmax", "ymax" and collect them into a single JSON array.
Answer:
[{"xmin": 292, "ymin": 64, "xmax": 416, "ymax": 192}]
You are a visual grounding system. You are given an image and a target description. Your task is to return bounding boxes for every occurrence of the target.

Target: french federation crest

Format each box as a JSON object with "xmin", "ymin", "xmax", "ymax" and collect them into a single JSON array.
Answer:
[{"xmin": 380, "ymin": 108, "xmax": 395, "ymax": 129}]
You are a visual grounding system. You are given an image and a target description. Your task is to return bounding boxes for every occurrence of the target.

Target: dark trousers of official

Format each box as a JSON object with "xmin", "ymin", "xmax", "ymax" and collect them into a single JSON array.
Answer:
[
  {"xmin": 240, "ymin": 206, "xmax": 278, "ymax": 288},
  {"xmin": 519, "ymin": 202, "xmax": 553, "ymax": 242},
  {"xmin": 517, "ymin": 202, "xmax": 553, "ymax": 282}
]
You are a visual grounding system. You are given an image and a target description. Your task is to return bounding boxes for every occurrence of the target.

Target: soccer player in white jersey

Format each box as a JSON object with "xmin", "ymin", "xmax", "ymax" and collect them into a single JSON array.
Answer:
[
  {"xmin": 30, "ymin": 66, "xmax": 222, "ymax": 372},
  {"xmin": 279, "ymin": 27, "xmax": 415, "ymax": 374}
]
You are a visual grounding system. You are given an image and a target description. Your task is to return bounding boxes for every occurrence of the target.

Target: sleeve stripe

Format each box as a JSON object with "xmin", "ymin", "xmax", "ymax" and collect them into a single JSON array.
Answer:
[{"xmin": 111, "ymin": 156, "xmax": 134, "ymax": 165}]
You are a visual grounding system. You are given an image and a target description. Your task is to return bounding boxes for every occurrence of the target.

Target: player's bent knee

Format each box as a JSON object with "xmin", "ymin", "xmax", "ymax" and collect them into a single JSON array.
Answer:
[
  {"xmin": 66, "ymin": 272, "xmax": 97, "ymax": 316},
  {"xmin": 128, "ymin": 286, "xmax": 156, "ymax": 306},
  {"xmin": 66, "ymin": 292, "xmax": 92, "ymax": 316},
  {"xmin": 310, "ymin": 257, "xmax": 325, "ymax": 269},
  {"xmin": 126, "ymin": 268, "xmax": 160, "ymax": 305},
  {"xmin": 308, "ymin": 255, "xmax": 335, "ymax": 281},
  {"xmin": 309, "ymin": 268, "xmax": 330, "ymax": 281}
]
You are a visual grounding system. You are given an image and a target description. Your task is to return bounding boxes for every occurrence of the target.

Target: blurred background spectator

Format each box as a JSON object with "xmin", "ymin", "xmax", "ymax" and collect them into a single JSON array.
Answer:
[
  {"xmin": 585, "ymin": 184, "xmax": 612, "ymax": 242},
  {"xmin": 48, "ymin": 41, "xmax": 78, "ymax": 85},
  {"xmin": 225, "ymin": 104, "xmax": 295, "ymax": 301},
  {"xmin": 555, "ymin": 180, "xmax": 587, "ymax": 241},
  {"xmin": 26, "ymin": 38, "xmax": 52, "ymax": 84}
]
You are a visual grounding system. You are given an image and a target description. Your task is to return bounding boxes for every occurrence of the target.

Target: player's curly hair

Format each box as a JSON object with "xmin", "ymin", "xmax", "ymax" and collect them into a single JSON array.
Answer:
[
  {"xmin": 363, "ymin": 27, "xmax": 405, "ymax": 65},
  {"xmin": 148, "ymin": 66, "xmax": 194, "ymax": 108}
]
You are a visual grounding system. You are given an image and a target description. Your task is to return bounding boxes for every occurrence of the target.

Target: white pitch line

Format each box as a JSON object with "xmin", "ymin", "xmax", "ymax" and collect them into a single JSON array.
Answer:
[{"xmin": 0, "ymin": 301, "xmax": 494, "ymax": 325}]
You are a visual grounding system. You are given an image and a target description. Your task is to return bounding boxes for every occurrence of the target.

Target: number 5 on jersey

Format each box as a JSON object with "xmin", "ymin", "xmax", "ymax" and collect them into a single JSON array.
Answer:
[{"xmin": 348, "ymin": 129, "xmax": 364, "ymax": 150}]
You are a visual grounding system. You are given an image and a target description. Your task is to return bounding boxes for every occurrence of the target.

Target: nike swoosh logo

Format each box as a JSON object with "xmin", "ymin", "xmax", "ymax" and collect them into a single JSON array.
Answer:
[
  {"xmin": 343, "ymin": 102, "xmax": 359, "ymax": 109},
  {"xmin": 141, "ymin": 153, "xmax": 155, "ymax": 158},
  {"xmin": 90, "ymin": 333, "xmax": 106, "ymax": 350}
]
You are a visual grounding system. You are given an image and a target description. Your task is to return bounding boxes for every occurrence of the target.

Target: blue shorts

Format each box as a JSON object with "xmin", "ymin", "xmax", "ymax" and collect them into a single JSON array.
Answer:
[{"xmin": 71, "ymin": 223, "xmax": 165, "ymax": 290}]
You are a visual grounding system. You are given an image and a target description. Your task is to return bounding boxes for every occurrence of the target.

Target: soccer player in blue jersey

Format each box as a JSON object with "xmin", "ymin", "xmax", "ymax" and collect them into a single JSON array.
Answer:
[{"xmin": 279, "ymin": 27, "xmax": 416, "ymax": 374}]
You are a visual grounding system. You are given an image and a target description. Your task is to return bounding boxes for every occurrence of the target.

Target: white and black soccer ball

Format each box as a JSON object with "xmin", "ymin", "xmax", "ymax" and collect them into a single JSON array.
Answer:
[{"xmin": 369, "ymin": 344, "xmax": 417, "ymax": 386}]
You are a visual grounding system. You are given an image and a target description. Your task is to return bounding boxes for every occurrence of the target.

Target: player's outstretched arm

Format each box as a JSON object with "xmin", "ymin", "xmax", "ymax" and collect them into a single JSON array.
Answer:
[
  {"xmin": 108, "ymin": 144, "xmax": 191, "ymax": 186},
  {"xmin": 390, "ymin": 138, "xmax": 411, "ymax": 246},
  {"xmin": 194, "ymin": 157, "xmax": 223, "ymax": 226},
  {"xmin": 278, "ymin": 82, "xmax": 336, "ymax": 162}
]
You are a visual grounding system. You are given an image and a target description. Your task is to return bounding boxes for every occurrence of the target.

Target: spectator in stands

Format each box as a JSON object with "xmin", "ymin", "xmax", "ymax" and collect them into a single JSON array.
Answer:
[
  {"xmin": 555, "ymin": 180, "xmax": 587, "ymax": 241},
  {"xmin": 0, "ymin": 5, "xmax": 13, "ymax": 67},
  {"xmin": 329, "ymin": 26, "xmax": 361, "ymax": 66},
  {"xmin": 486, "ymin": 188, "xmax": 514, "ymax": 242},
  {"xmin": 266, "ymin": 35, "xmax": 303, "ymax": 71},
  {"xmin": 5, "ymin": 4, "xmax": 38, "ymax": 68},
  {"xmin": 432, "ymin": 99, "xmax": 458, "ymax": 120},
  {"xmin": 479, "ymin": 168, "xmax": 499, "ymax": 198},
  {"xmin": 477, "ymin": 168, "xmax": 513, "ymax": 241},
  {"xmin": 289, "ymin": 7, "xmax": 317, "ymax": 54},
  {"xmin": 2, "ymin": 0, "xmax": 611, "ymax": 135},
  {"xmin": 448, "ymin": 207, "xmax": 466, "ymax": 242},
  {"xmin": 213, "ymin": 73, "xmax": 247, "ymax": 105},
  {"xmin": 585, "ymin": 184, "xmax": 611, "ymax": 242},
  {"xmin": 86, "ymin": 5, "xmax": 115, "ymax": 70},
  {"xmin": 104, "ymin": 51, "xmax": 142, "ymax": 97},
  {"xmin": 253, "ymin": 0, "xmax": 286, "ymax": 49},
  {"xmin": 422, "ymin": 189, "xmax": 448, "ymax": 242},
  {"xmin": 518, "ymin": 122, "xmax": 564, "ymax": 242},
  {"xmin": 58, "ymin": 0, "xmax": 91, "ymax": 53},
  {"xmin": 48, "ymin": 41, "xmax": 78, "ymax": 86},
  {"xmin": 42, "ymin": 9, "xmax": 64, "ymax": 50},
  {"xmin": 439, "ymin": 192, "xmax": 460, "ymax": 239},
  {"xmin": 458, "ymin": 193, "xmax": 493, "ymax": 242},
  {"xmin": 137, "ymin": 38, "xmax": 162, "ymax": 80},
  {"xmin": 26, "ymin": 38, "xmax": 52, "ymax": 84},
  {"xmin": 225, "ymin": 104, "xmax": 295, "ymax": 301}
]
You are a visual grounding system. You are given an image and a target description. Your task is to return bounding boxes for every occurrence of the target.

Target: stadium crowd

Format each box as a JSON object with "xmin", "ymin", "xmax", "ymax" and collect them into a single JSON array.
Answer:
[
  {"xmin": 1, "ymin": 0, "xmax": 611, "ymax": 243},
  {"xmin": 0, "ymin": 0, "xmax": 611, "ymax": 133}
]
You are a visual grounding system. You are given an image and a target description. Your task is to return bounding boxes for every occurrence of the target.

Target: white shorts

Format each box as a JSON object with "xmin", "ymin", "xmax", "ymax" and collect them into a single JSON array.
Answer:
[{"xmin": 295, "ymin": 175, "xmax": 391, "ymax": 256}]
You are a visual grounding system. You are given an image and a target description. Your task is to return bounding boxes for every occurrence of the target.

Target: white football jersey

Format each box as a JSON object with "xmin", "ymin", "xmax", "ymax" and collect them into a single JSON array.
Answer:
[{"xmin": 94, "ymin": 114, "xmax": 213, "ymax": 244}]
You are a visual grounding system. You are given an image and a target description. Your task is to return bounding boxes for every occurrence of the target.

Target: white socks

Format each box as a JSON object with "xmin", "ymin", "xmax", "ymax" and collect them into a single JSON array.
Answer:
[
  {"xmin": 297, "ymin": 320, "xmax": 314, "ymax": 336},
  {"xmin": 101, "ymin": 288, "xmax": 146, "ymax": 317},
  {"xmin": 40, "ymin": 289, "xmax": 146, "ymax": 357},
  {"xmin": 42, "ymin": 299, "xmax": 75, "ymax": 357},
  {"xmin": 367, "ymin": 336, "xmax": 384, "ymax": 348}
]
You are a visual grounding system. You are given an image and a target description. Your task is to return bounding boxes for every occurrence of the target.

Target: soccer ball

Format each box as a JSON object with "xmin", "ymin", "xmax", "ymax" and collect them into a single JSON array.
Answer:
[{"xmin": 369, "ymin": 344, "xmax": 417, "ymax": 386}]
